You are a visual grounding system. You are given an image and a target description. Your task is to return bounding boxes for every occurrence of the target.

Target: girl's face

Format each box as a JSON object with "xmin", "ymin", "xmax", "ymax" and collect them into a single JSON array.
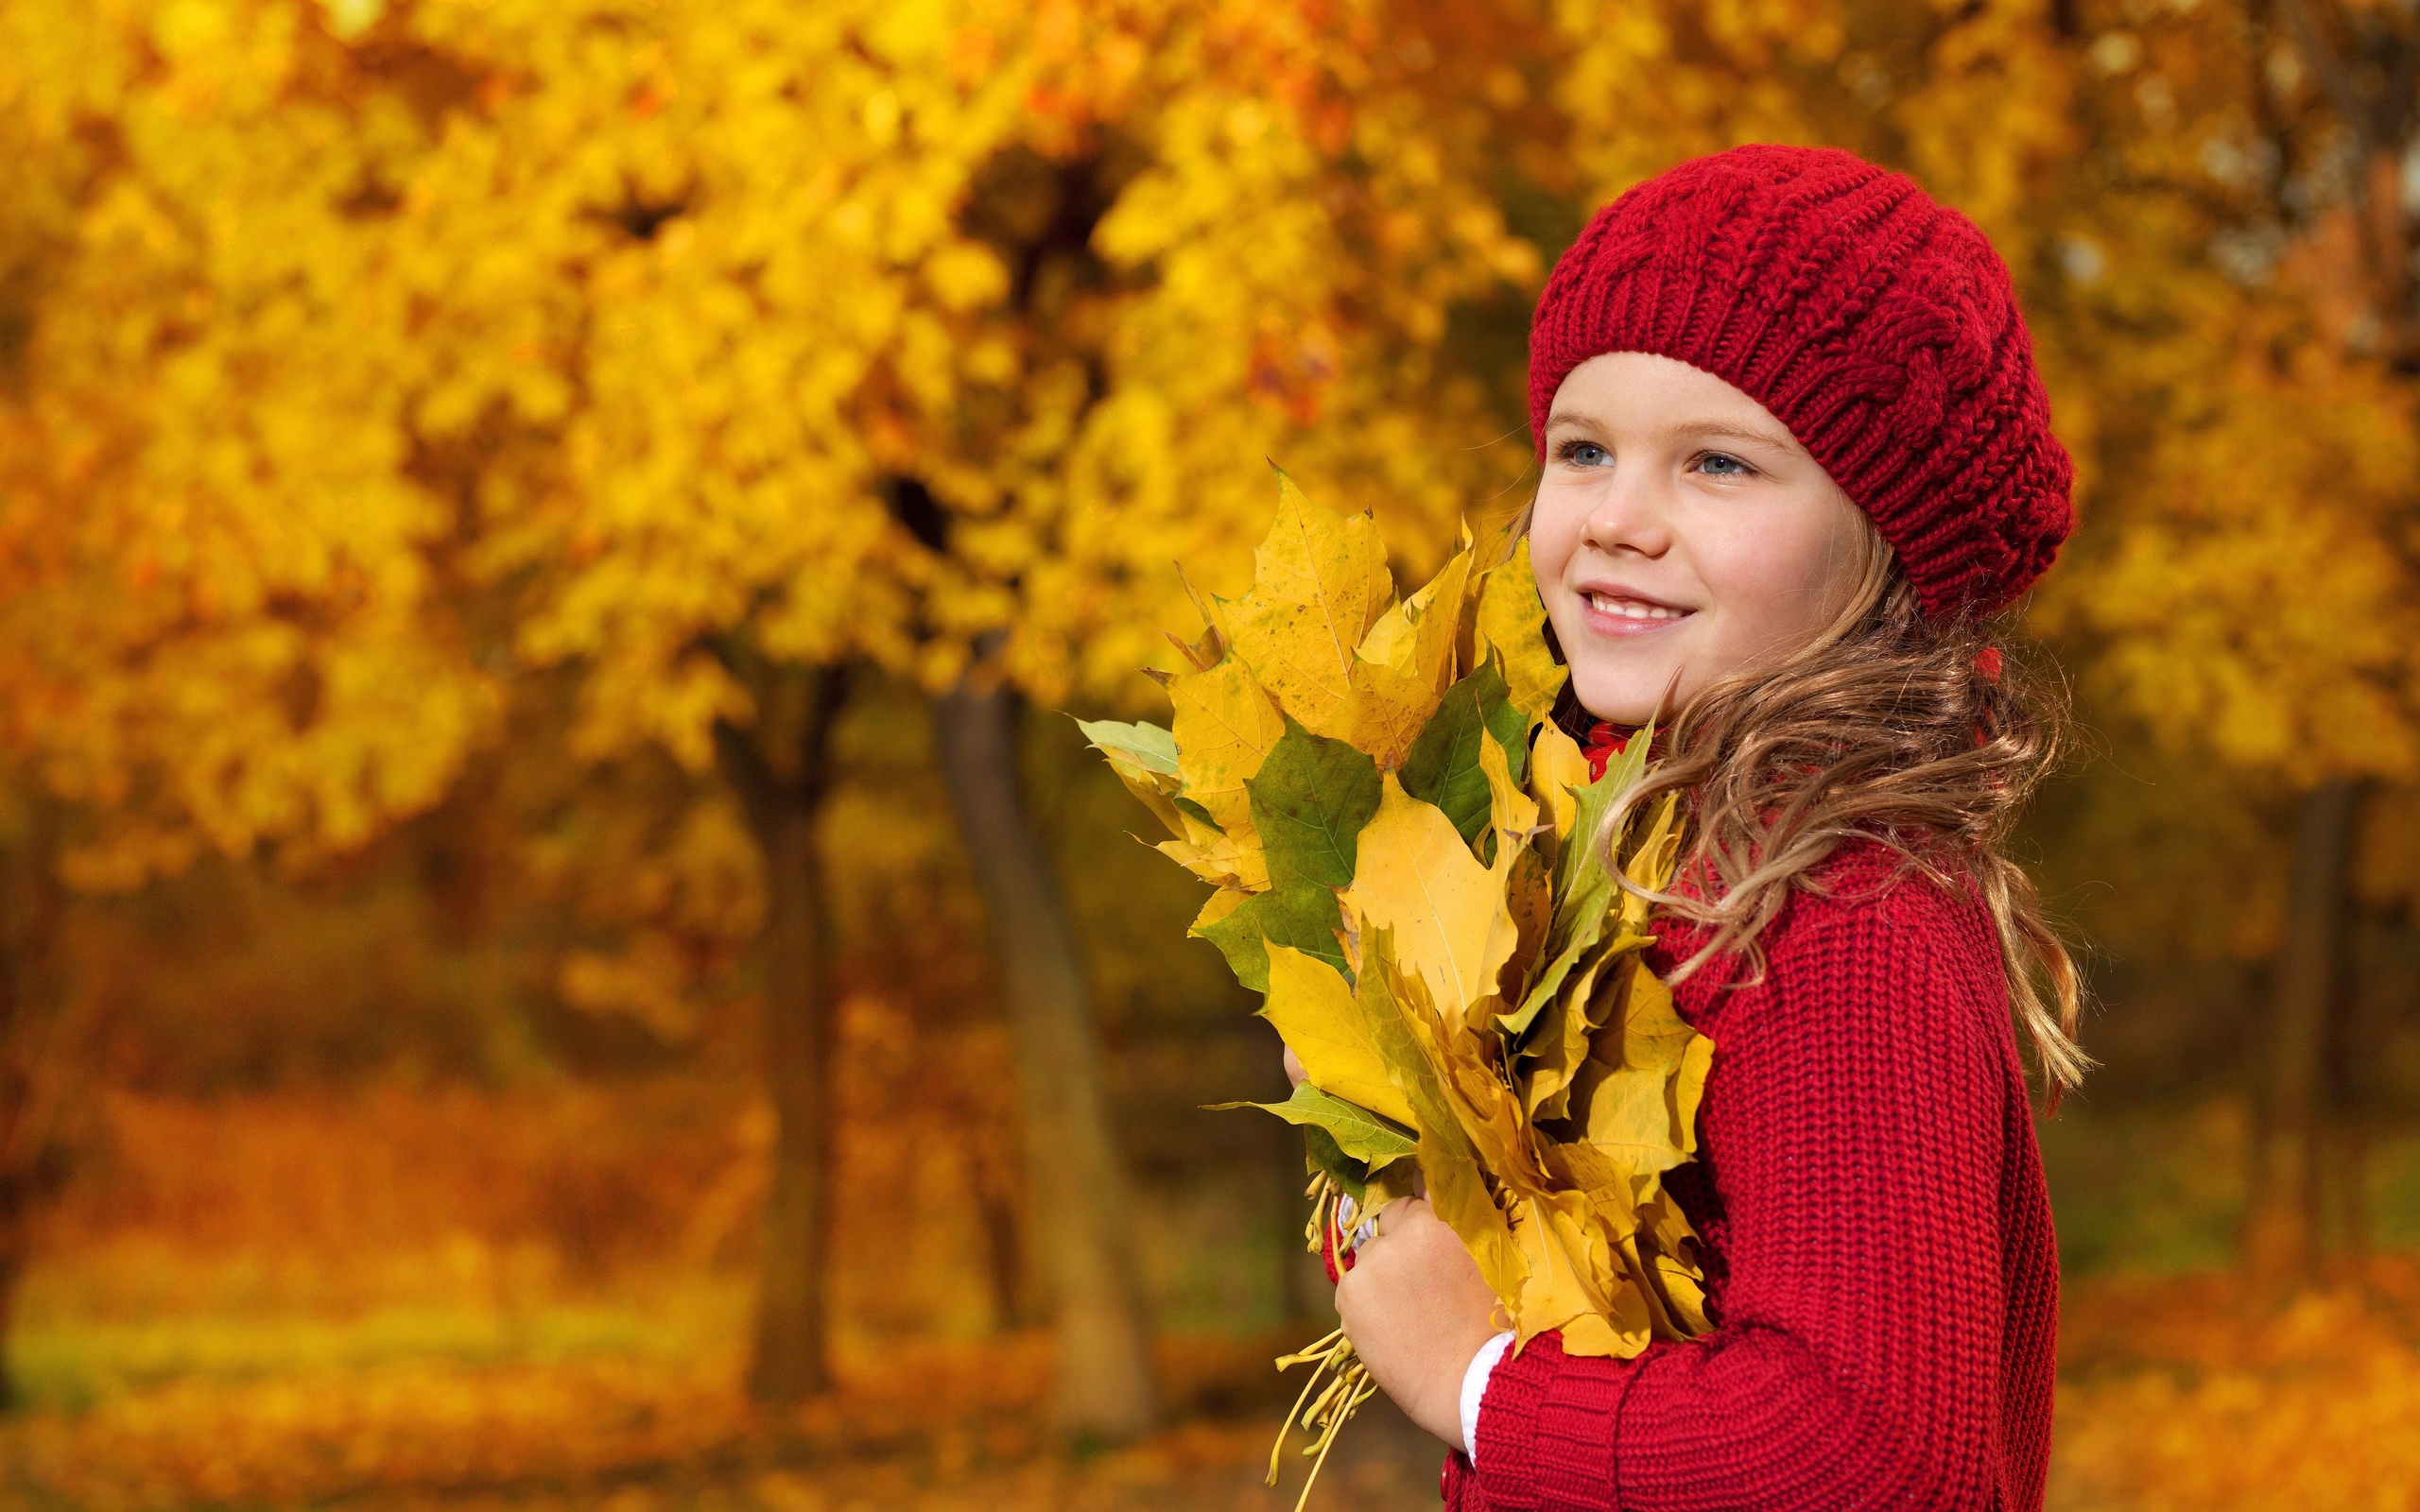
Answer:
[{"xmin": 1530, "ymin": 352, "xmax": 1876, "ymax": 726}]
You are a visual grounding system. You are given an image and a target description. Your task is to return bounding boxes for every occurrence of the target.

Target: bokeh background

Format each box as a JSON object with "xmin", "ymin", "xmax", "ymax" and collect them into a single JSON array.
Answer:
[{"xmin": 4, "ymin": 0, "xmax": 2420, "ymax": 1507}]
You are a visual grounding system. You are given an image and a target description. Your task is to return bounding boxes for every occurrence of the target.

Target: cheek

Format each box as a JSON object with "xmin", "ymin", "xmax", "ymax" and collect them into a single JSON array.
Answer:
[
  {"xmin": 1526, "ymin": 485, "xmax": 1590, "ymax": 606},
  {"xmin": 1692, "ymin": 507, "xmax": 1862, "ymax": 648}
]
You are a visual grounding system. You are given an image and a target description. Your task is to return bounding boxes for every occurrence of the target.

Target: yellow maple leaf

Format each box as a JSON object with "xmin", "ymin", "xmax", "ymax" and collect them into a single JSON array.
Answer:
[
  {"xmin": 1157, "ymin": 825, "xmax": 1270, "ymax": 892},
  {"xmin": 1528, "ymin": 723, "xmax": 1591, "ymax": 847},
  {"xmin": 1498, "ymin": 844, "xmax": 1553, "ymax": 1004},
  {"xmin": 1345, "ymin": 773, "xmax": 1519, "ymax": 1030},
  {"xmin": 1478, "ymin": 719, "xmax": 1538, "ymax": 842},
  {"xmin": 1378, "ymin": 546, "xmax": 1473, "ymax": 697},
  {"xmin": 1168, "ymin": 654, "xmax": 1287, "ymax": 835},
  {"xmin": 1221, "ymin": 470, "xmax": 1394, "ymax": 734},
  {"xmin": 1522, "ymin": 945, "xmax": 1620, "ymax": 1122},
  {"xmin": 1435, "ymin": 1020, "xmax": 1541, "ymax": 1183},
  {"xmin": 1326, "ymin": 546, "xmax": 1473, "ymax": 767},
  {"xmin": 1636, "ymin": 1185, "xmax": 1712, "ymax": 1338},
  {"xmin": 1101, "ymin": 751, "xmax": 1189, "ymax": 840},
  {"xmin": 1570, "ymin": 969, "xmax": 1711, "ymax": 1174},
  {"xmin": 1259, "ymin": 943, "xmax": 1419, "ymax": 1128},
  {"xmin": 1476, "ymin": 537, "xmax": 1565, "ymax": 725},
  {"xmin": 1616, "ymin": 790, "xmax": 1683, "ymax": 930},
  {"xmin": 1358, "ymin": 949, "xmax": 1527, "ymax": 1306},
  {"xmin": 1192, "ymin": 886, "xmax": 1250, "ymax": 933},
  {"xmin": 1329, "ymin": 663, "xmax": 1440, "ymax": 772},
  {"xmin": 1508, "ymin": 1188, "xmax": 1652, "ymax": 1356}
]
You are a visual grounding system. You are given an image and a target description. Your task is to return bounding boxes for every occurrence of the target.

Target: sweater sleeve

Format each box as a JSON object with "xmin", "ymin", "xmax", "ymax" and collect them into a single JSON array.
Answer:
[{"xmin": 1465, "ymin": 880, "xmax": 2020, "ymax": 1511}]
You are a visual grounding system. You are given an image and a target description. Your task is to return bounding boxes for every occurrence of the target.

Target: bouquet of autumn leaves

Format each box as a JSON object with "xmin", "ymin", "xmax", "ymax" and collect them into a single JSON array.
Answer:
[{"xmin": 1080, "ymin": 472, "xmax": 1715, "ymax": 1494}]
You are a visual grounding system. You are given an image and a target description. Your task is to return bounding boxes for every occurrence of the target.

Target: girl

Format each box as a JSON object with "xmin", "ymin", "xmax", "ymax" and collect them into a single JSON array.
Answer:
[{"xmin": 1325, "ymin": 145, "xmax": 2088, "ymax": 1510}]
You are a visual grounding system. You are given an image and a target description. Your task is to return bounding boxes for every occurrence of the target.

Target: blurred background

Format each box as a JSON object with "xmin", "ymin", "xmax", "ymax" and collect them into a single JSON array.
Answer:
[{"xmin": 3, "ymin": 0, "xmax": 2420, "ymax": 1507}]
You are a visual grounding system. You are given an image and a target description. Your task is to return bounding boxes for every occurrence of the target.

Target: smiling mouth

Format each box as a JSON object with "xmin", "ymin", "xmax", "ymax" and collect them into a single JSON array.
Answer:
[{"xmin": 1584, "ymin": 591, "xmax": 1692, "ymax": 625}]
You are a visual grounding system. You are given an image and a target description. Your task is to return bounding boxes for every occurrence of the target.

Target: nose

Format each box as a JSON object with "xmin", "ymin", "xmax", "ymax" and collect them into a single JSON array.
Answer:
[{"xmin": 1579, "ymin": 457, "xmax": 1674, "ymax": 561}]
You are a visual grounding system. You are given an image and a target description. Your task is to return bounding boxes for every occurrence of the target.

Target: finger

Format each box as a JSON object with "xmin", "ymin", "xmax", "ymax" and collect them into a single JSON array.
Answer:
[
  {"xmin": 1370, "ymin": 1194, "xmax": 1427, "ymax": 1239},
  {"xmin": 1283, "ymin": 1046, "xmax": 1307, "ymax": 1087}
]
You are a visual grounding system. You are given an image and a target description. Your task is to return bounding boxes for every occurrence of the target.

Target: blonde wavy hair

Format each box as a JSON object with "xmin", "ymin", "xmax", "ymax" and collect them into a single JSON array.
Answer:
[{"xmin": 1562, "ymin": 521, "xmax": 2092, "ymax": 1104}]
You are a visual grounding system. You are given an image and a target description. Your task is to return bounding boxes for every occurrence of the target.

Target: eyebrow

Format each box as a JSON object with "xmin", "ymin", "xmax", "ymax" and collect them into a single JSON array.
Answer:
[{"xmin": 1543, "ymin": 410, "xmax": 1800, "ymax": 453}]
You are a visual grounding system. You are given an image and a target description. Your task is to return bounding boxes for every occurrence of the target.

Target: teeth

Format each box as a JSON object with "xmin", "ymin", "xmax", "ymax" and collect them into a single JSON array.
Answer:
[{"xmin": 1589, "ymin": 592, "xmax": 1684, "ymax": 621}]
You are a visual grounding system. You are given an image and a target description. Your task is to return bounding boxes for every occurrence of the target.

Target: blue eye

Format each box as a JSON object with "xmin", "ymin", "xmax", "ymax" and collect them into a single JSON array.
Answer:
[
  {"xmin": 1561, "ymin": 441, "xmax": 1611, "ymax": 468},
  {"xmin": 1695, "ymin": 452, "xmax": 1751, "ymax": 477}
]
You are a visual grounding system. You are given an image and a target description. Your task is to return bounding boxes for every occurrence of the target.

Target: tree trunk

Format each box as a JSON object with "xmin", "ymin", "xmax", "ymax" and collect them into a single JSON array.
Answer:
[
  {"xmin": 968, "ymin": 1145, "xmax": 1028, "ymax": 1332},
  {"xmin": 931, "ymin": 678, "xmax": 1159, "ymax": 1440},
  {"xmin": 717, "ymin": 667, "xmax": 850, "ymax": 1404},
  {"xmin": 2322, "ymin": 909, "xmax": 2377, "ymax": 1276},
  {"xmin": 2244, "ymin": 778, "xmax": 2360, "ymax": 1289},
  {"xmin": 0, "ymin": 803, "xmax": 66, "ymax": 1414}
]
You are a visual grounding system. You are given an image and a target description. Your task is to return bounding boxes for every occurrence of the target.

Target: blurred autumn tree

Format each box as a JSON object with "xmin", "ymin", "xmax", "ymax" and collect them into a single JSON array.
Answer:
[
  {"xmin": 3, "ymin": 0, "xmax": 1546, "ymax": 1435},
  {"xmin": 0, "ymin": 0, "xmax": 499, "ymax": 1404},
  {"xmin": 2000, "ymin": 0, "xmax": 2420, "ymax": 1284},
  {"xmin": 441, "ymin": 0, "xmax": 1543, "ymax": 1435}
]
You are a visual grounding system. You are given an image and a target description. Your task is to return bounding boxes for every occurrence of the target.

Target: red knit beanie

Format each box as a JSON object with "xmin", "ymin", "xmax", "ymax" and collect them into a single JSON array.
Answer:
[{"xmin": 1529, "ymin": 144, "xmax": 2073, "ymax": 621}]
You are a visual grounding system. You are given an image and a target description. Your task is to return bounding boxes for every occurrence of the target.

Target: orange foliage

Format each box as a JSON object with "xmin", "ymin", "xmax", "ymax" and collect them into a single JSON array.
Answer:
[
  {"xmin": 0, "ymin": 1333, "xmax": 1387, "ymax": 1511},
  {"xmin": 0, "ymin": 1324, "xmax": 1302, "ymax": 1508},
  {"xmin": 2051, "ymin": 1264, "xmax": 2420, "ymax": 1509},
  {"xmin": 9, "ymin": 1255, "xmax": 2420, "ymax": 1508},
  {"xmin": 50, "ymin": 1084, "xmax": 758, "ymax": 1293},
  {"xmin": 43, "ymin": 1028, "xmax": 1026, "ymax": 1339},
  {"xmin": 5, "ymin": 1352, "xmax": 758, "ymax": 1508}
]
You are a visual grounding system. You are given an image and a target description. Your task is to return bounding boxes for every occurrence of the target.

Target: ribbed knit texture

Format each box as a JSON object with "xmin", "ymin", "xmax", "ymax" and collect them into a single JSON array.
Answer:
[
  {"xmin": 1528, "ymin": 145, "xmax": 2074, "ymax": 621},
  {"xmin": 1436, "ymin": 840, "xmax": 2059, "ymax": 1511}
]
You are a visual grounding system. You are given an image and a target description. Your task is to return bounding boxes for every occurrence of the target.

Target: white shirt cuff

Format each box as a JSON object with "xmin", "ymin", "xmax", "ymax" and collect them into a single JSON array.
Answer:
[{"xmin": 1459, "ymin": 1330, "xmax": 1515, "ymax": 1460}]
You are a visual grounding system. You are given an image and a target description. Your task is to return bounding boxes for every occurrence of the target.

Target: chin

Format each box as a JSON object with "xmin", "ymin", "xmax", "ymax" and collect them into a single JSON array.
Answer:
[{"xmin": 1565, "ymin": 670, "xmax": 1666, "ymax": 728}]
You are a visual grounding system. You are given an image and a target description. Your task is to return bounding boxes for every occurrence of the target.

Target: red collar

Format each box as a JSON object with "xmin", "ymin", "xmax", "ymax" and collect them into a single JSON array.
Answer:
[{"xmin": 1582, "ymin": 721, "xmax": 1630, "ymax": 780}]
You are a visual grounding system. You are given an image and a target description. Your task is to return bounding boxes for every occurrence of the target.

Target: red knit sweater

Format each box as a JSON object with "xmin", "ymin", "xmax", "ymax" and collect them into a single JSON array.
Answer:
[{"xmin": 1440, "ymin": 839, "xmax": 2059, "ymax": 1511}]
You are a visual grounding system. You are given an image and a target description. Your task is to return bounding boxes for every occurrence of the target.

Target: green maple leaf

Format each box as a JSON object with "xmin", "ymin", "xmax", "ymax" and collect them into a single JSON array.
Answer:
[
  {"xmin": 1197, "ymin": 885, "xmax": 1350, "ymax": 991},
  {"xmin": 1498, "ymin": 721, "xmax": 1656, "ymax": 1042},
  {"xmin": 1301, "ymin": 1124, "xmax": 1371, "ymax": 1201},
  {"xmin": 1248, "ymin": 715, "xmax": 1382, "ymax": 891},
  {"xmin": 1076, "ymin": 716, "xmax": 1180, "ymax": 775},
  {"xmin": 1207, "ymin": 1081, "xmax": 1418, "ymax": 1165},
  {"xmin": 1188, "ymin": 717, "xmax": 1378, "ymax": 994},
  {"xmin": 1400, "ymin": 662, "xmax": 1528, "ymax": 860}
]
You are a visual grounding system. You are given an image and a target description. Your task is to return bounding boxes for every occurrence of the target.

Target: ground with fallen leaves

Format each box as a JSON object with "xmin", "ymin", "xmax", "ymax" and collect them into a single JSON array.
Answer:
[{"xmin": 6, "ymin": 1263, "xmax": 2419, "ymax": 1512}]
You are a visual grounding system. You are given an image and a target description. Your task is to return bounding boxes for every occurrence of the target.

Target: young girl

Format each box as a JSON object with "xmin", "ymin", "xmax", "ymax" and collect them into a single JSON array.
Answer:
[{"xmin": 1324, "ymin": 145, "xmax": 2088, "ymax": 1510}]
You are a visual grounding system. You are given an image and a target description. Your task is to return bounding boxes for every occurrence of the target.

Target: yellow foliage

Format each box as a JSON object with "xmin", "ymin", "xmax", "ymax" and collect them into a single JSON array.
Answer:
[
  {"xmin": 6, "ymin": 0, "xmax": 2414, "ymax": 882},
  {"xmin": 0, "ymin": 0, "xmax": 500, "ymax": 877},
  {"xmin": 0, "ymin": 0, "xmax": 1538, "ymax": 885}
]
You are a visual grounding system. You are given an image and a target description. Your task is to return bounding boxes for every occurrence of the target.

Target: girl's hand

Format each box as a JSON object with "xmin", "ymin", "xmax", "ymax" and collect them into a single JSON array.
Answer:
[{"xmin": 1333, "ymin": 1195, "xmax": 1504, "ymax": 1453}]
